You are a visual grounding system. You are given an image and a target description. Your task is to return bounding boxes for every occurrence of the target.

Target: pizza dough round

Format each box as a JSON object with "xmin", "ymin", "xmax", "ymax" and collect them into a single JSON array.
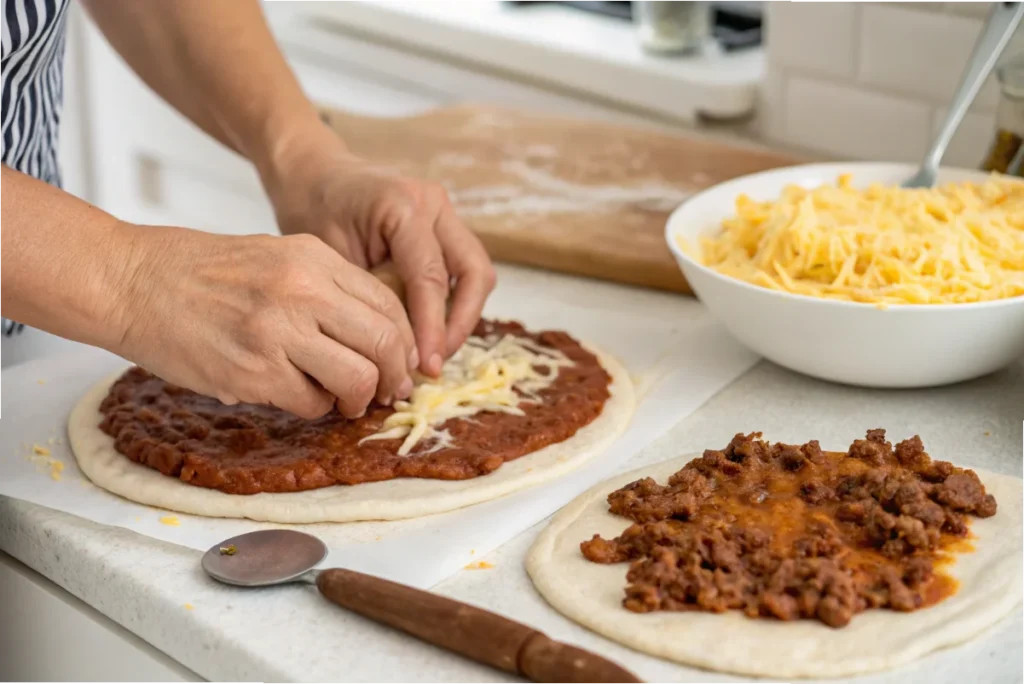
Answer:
[
  {"xmin": 526, "ymin": 455, "xmax": 1023, "ymax": 679},
  {"xmin": 68, "ymin": 345, "xmax": 634, "ymax": 523}
]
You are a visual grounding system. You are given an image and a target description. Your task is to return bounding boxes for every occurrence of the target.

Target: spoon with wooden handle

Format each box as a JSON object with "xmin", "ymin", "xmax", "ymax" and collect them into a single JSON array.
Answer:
[{"xmin": 202, "ymin": 529, "xmax": 641, "ymax": 683}]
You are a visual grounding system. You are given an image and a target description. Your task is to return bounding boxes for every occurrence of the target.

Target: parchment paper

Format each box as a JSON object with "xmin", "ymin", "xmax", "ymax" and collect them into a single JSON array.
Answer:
[{"xmin": 0, "ymin": 268, "xmax": 758, "ymax": 588}]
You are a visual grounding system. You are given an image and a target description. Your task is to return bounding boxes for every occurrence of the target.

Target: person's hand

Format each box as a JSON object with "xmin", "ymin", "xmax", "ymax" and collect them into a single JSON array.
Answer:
[
  {"xmin": 259, "ymin": 127, "xmax": 497, "ymax": 377},
  {"xmin": 114, "ymin": 224, "xmax": 417, "ymax": 419}
]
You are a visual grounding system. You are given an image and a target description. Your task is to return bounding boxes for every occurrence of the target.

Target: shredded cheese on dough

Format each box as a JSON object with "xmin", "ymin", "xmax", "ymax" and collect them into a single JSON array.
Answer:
[
  {"xmin": 360, "ymin": 333, "xmax": 575, "ymax": 456},
  {"xmin": 689, "ymin": 173, "xmax": 1024, "ymax": 304}
]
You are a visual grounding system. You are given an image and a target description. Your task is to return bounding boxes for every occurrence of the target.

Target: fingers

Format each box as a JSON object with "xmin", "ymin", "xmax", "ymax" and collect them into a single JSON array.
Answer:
[
  {"xmin": 435, "ymin": 205, "xmax": 497, "ymax": 356},
  {"xmin": 384, "ymin": 204, "xmax": 450, "ymax": 377},
  {"xmin": 332, "ymin": 258, "xmax": 417, "ymax": 372},
  {"xmin": 317, "ymin": 288, "xmax": 413, "ymax": 406},
  {"xmin": 257, "ymin": 360, "xmax": 336, "ymax": 420},
  {"xmin": 287, "ymin": 335, "xmax": 381, "ymax": 419}
]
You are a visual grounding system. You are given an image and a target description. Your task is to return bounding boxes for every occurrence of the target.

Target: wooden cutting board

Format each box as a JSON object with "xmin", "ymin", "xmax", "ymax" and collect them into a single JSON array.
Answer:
[{"xmin": 321, "ymin": 105, "xmax": 800, "ymax": 294}]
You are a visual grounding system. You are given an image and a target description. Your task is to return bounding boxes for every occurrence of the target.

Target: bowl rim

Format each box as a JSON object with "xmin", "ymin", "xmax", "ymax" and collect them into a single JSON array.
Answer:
[{"xmin": 664, "ymin": 161, "xmax": 1024, "ymax": 312}]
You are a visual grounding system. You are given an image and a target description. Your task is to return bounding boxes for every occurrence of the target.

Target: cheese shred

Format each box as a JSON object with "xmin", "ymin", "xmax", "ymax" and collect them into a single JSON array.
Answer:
[
  {"xmin": 689, "ymin": 173, "xmax": 1024, "ymax": 305},
  {"xmin": 360, "ymin": 333, "xmax": 575, "ymax": 456}
]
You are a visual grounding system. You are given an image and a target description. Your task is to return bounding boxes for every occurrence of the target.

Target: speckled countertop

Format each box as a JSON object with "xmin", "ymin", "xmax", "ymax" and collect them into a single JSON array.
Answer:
[{"xmin": 2, "ymin": 356, "xmax": 1022, "ymax": 682}]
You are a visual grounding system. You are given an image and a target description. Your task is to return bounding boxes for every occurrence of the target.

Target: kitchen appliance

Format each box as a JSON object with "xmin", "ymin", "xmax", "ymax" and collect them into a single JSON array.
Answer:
[
  {"xmin": 505, "ymin": 1, "xmax": 762, "ymax": 51},
  {"xmin": 202, "ymin": 529, "xmax": 640, "ymax": 683}
]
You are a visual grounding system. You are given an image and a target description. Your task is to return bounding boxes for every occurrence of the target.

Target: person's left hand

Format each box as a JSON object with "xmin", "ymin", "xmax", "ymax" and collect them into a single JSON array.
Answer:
[{"xmin": 259, "ymin": 125, "xmax": 496, "ymax": 378}]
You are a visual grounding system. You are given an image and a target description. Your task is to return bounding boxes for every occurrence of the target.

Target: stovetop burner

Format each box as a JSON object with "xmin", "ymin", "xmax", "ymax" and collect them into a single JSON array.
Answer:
[{"xmin": 504, "ymin": 1, "xmax": 762, "ymax": 51}]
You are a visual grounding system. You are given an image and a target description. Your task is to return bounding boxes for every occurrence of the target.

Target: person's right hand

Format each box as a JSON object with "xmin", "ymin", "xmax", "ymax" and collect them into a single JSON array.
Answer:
[{"xmin": 113, "ymin": 224, "xmax": 417, "ymax": 419}]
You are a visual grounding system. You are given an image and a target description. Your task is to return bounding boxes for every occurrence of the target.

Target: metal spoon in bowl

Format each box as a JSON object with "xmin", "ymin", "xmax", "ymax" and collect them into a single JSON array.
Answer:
[
  {"xmin": 202, "ymin": 529, "xmax": 641, "ymax": 683},
  {"xmin": 903, "ymin": 2, "xmax": 1024, "ymax": 188}
]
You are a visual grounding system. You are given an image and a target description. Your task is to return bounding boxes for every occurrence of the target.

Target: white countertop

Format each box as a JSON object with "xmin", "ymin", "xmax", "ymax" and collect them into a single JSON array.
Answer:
[
  {"xmin": 302, "ymin": 0, "xmax": 763, "ymax": 123},
  {"xmin": 2, "ymin": 287, "xmax": 1021, "ymax": 682}
]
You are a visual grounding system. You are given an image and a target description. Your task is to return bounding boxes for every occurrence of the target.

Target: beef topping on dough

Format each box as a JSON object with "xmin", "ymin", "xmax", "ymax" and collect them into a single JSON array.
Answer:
[
  {"xmin": 581, "ymin": 431, "xmax": 997, "ymax": 628},
  {"xmin": 98, "ymin": 320, "xmax": 610, "ymax": 495}
]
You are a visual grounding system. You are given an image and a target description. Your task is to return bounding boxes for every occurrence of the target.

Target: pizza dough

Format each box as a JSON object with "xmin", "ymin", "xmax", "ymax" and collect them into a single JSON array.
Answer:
[
  {"xmin": 68, "ymin": 345, "xmax": 634, "ymax": 523},
  {"xmin": 526, "ymin": 455, "xmax": 1023, "ymax": 679}
]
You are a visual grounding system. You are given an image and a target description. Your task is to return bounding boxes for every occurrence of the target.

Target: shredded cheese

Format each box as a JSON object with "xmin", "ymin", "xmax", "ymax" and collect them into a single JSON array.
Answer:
[
  {"xmin": 689, "ymin": 173, "xmax": 1024, "ymax": 304},
  {"xmin": 464, "ymin": 561, "xmax": 495, "ymax": 570},
  {"xmin": 159, "ymin": 515, "xmax": 181, "ymax": 527},
  {"xmin": 360, "ymin": 333, "xmax": 575, "ymax": 456}
]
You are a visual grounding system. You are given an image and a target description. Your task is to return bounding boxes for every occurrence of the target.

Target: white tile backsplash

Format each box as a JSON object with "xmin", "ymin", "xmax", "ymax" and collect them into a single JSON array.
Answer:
[
  {"xmin": 859, "ymin": 4, "xmax": 999, "ymax": 110},
  {"xmin": 755, "ymin": 68, "xmax": 787, "ymax": 142},
  {"xmin": 945, "ymin": 2, "xmax": 994, "ymax": 19},
  {"xmin": 785, "ymin": 76, "xmax": 932, "ymax": 161},
  {"xmin": 759, "ymin": 1, "xmax": 1007, "ymax": 165},
  {"xmin": 765, "ymin": 2, "xmax": 859, "ymax": 79},
  {"xmin": 931, "ymin": 108, "xmax": 997, "ymax": 168}
]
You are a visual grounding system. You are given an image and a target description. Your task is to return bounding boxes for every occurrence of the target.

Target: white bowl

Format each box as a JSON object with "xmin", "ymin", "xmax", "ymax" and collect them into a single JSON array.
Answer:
[{"xmin": 665, "ymin": 162, "xmax": 1024, "ymax": 388}]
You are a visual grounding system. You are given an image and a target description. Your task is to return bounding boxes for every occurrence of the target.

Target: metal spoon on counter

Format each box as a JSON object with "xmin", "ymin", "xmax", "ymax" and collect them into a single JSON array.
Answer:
[
  {"xmin": 903, "ymin": 2, "xmax": 1023, "ymax": 188},
  {"xmin": 202, "ymin": 530, "xmax": 641, "ymax": 683}
]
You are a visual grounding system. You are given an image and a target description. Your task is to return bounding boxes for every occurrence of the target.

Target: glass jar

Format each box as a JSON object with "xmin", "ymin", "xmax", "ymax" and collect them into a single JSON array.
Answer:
[
  {"xmin": 981, "ymin": 56, "xmax": 1024, "ymax": 175},
  {"xmin": 633, "ymin": 1, "xmax": 712, "ymax": 55}
]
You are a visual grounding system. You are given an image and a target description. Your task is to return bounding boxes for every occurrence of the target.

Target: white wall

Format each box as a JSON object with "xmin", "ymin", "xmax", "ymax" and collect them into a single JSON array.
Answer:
[
  {"xmin": 56, "ymin": 2, "xmax": 94, "ymax": 202},
  {"xmin": 758, "ymin": 2, "xmax": 1023, "ymax": 167}
]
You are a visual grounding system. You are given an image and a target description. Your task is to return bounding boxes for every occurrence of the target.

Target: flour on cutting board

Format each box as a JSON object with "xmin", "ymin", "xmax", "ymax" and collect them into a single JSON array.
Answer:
[{"xmin": 449, "ymin": 161, "xmax": 693, "ymax": 217}]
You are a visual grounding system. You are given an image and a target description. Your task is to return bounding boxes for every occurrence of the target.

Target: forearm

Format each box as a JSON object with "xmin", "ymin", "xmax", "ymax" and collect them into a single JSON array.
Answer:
[
  {"xmin": 81, "ymin": 0, "xmax": 336, "ymax": 175},
  {"xmin": 0, "ymin": 165, "xmax": 140, "ymax": 351}
]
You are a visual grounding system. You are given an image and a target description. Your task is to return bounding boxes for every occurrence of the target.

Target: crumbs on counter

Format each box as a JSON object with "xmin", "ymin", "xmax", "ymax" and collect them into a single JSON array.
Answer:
[
  {"xmin": 984, "ymin": 431, "xmax": 992, "ymax": 436},
  {"xmin": 37, "ymin": 379, "xmax": 46, "ymax": 385},
  {"xmin": 219, "ymin": 545, "xmax": 237, "ymax": 556},
  {"xmin": 183, "ymin": 603, "xmax": 194, "ymax": 611},
  {"xmin": 159, "ymin": 515, "xmax": 181, "ymax": 527},
  {"xmin": 25, "ymin": 442, "xmax": 66, "ymax": 482},
  {"xmin": 464, "ymin": 561, "xmax": 494, "ymax": 570}
]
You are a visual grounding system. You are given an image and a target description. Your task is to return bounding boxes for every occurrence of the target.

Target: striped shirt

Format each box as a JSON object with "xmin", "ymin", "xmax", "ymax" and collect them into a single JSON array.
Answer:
[{"xmin": 2, "ymin": 0, "xmax": 69, "ymax": 187}]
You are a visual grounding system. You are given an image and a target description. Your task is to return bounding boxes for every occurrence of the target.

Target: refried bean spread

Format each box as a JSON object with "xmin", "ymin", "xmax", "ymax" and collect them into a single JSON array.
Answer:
[
  {"xmin": 98, "ymin": 320, "xmax": 610, "ymax": 495},
  {"xmin": 581, "ymin": 430, "xmax": 997, "ymax": 627}
]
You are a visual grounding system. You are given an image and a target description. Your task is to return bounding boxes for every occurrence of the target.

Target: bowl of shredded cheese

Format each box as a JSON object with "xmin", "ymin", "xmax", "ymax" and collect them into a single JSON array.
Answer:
[{"xmin": 665, "ymin": 162, "xmax": 1024, "ymax": 387}]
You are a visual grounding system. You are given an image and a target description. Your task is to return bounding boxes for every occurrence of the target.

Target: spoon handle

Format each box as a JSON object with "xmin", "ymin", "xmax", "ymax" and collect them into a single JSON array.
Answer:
[
  {"xmin": 316, "ymin": 568, "xmax": 641, "ymax": 683},
  {"xmin": 923, "ymin": 2, "xmax": 1024, "ymax": 171}
]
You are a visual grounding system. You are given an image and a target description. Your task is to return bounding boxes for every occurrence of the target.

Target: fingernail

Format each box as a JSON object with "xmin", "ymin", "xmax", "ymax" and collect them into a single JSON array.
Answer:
[
  {"xmin": 429, "ymin": 353, "xmax": 442, "ymax": 376},
  {"xmin": 408, "ymin": 347, "xmax": 420, "ymax": 371},
  {"xmin": 398, "ymin": 376, "xmax": 414, "ymax": 399}
]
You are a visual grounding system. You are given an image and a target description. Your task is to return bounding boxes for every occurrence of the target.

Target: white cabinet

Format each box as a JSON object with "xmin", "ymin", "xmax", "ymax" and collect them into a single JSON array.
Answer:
[
  {"xmin": 0, "ymin": 552, "xmax": 198, "ymax": 682},
  {"xmin": 70, "ymin": 2, "xmax": 673, "ymax": 237}
]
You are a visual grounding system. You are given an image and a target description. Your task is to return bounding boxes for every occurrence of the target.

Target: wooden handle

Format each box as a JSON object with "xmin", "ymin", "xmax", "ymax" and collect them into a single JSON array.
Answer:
[{"xmin": 316, "ymin": 568, "xmax": 640, "ymax": 683}]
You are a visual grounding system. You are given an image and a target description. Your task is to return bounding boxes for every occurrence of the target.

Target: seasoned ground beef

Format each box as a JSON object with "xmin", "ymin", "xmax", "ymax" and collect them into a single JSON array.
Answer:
[
  {"xmin": 98, "ymin": 320, "xmax": 610, "ymax": 495},
  {"xmin": 581, "ymin": 430, "xmax": 996, "ymax": 628}
]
